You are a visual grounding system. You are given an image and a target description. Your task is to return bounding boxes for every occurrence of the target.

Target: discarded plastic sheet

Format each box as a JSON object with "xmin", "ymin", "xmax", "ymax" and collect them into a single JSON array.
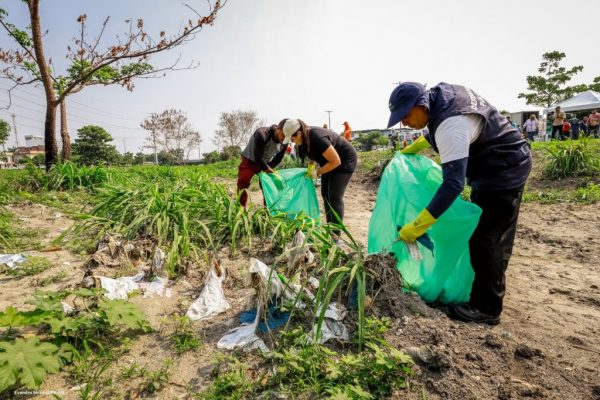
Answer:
[
  {"xmin": 240, "ymin": 304, "xmax": 290, "ymax": 333},
  {"xmin": 99, "ymin": 273, "xmax": 172, "ymax": 300},
  {"xmin": 186, "ymin": 266, "xmax": 231, "ymax": 321},
  {"xmin": 310, "ymin": 302, "xmax": 349, "ymax": 343},
  {"xmin": 285, "ymin": 231, "xmax": 315, "ymax": 273},
  {"xmin": 250, "ymin": 258, "xmax": 284, "ymax": 299},
  {"xmin": 217, "ymin": 300, "xmax": 268, "ymax": 352},
  {"xmin": 0, "ymin": 254, "xmax": 26, "ymax": 270}
]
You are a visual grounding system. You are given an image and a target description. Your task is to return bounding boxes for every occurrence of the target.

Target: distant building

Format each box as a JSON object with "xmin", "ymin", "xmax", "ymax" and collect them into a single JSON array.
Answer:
[
  {"xmin": 0, "ymin": 151, "xmax": 15, "ymax": 168},
  {"xmin": 24, "ymin": 135, "xmax": 44, "ymax": 147},
  {"xmin": 14, "ymin": 145, "xmax": 45, "ymax": 163}
]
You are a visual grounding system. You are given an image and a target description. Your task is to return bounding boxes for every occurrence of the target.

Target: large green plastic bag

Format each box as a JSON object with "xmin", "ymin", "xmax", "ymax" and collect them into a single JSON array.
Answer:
[
  {"xmin": 367, "ymin": 153, "xmax": 482, "ymax": 304},
  {"xmin": 259, "ymin": 168, "xmax": 320, "ymax": 220}
]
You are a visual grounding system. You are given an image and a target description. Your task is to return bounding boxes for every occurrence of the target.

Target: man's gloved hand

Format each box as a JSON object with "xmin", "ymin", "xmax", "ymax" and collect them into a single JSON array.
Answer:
[
  {"xmin": 398, "ymin": 209, "xmax": 437, "ymax": 242},
  {"xmin": 401, "ymin": 135, "xmax": 430, "ymax": 154},
  {"xmin": 306, "ymin": 164, "xmax": 318, "ymax": 179}
]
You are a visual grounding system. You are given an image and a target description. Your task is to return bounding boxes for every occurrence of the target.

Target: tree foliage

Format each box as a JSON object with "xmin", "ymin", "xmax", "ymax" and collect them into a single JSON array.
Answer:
[
  {"xmin": 141, "ymin": 109, "xmax": 201, "ymax": 162},
  {"xmin": 214, "ymin": 110, "xmax": 261, "ymax": 150},
  {"xmin": 72, "ymin": 125, "xmax": 119, "ymax": 165},
  {"xmin": 0, "ymin": 119, "xmax": 10, "ymax": 150},
  {"xmin": 0, "ymin": 1, "xmax": 225, "ymax": 168},
  {"xmin": 518, "ymin": 51, "xmax": 588, "ymax": 108},
  {"xmin": 355, "ymin": 131, "xmax": 389, "ymax": 151}
]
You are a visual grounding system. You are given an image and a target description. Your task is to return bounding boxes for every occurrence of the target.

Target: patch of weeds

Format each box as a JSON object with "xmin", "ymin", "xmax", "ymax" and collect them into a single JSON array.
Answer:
[
  {"xmin": 0, "ymin": 289, "xmax": 151, "ymax": 393},
  {"xmin": 573, "ymin": 183, "xmax": 600, "ymax": 204},
  {"xmin": 171, "ymin": 316, "xmax": 202, "ymax": 354},
  {"xmin": 120, "ymin": 362, "xmax": 144, "ymax": 380},
  {"xmin": 0, "ymin": 209, "xmax": 44, "ymax": 253},
  {"xmin": 194, "ymin": 355, "xmax": 253, "ymax": 400},
  {"xmin": 523, "ymin": 183, "xmax": 600, "ymax": 205},
  {"xmin": 35, "ymin": 270, "xmax": 69, "ymax": 287},
  {"xmin": 4, "ymin": 256, "xmax": 53, "ymax": 277},
  {"xmin": 141, "ymin": 358, "xmax": 173, "ymax": 395}
]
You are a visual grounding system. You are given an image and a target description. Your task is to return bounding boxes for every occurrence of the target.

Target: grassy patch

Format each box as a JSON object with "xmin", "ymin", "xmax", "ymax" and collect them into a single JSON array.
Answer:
[
  {"xmin": 171, "ymin": 316, "xmax": 202, "ymax": 354},
  {"xmin": 4, "ymin": 256, "xmax": 53, "ymax": 277},
  {"xmin": 523, "ymin": 183, "xmax": 600, "ymax": 205}
]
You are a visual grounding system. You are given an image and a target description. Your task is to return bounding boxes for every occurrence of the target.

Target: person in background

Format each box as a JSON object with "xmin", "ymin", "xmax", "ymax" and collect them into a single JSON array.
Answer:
[
  {"xmin": 552, "ymin": 106, "xmax": 566, "ymax": 140},
  {"xmin": 237, "ymin": 123, "xmax": 290, "ymax": 207},
  {"xmin": 570, "ymin": 115, "xmax": 581, "ymax": 140},
  {"xmin": 580, "ymin": 115, "xmax": 589, "ymax": 137},
  {"xmin": 588, "ymin": 109, "xmax": 600, "ymax": 138},
  {"xmin": 282, "ymin": 118, "xmax": 357, "ymax": 237},
  {"xmin": 562, "ymin": 118, "xmax": 571, "ymax": 139},
  {"xmin": 506, "ymin": 115, "xmax": 516, "ymax": 128},
  {"xmin": 386, "ymin": 82, "xmax": 532, "ymax": 325},
  {"xmin": 523, "ymin": 114, "xmax": 539, "ymax": 142},
  {"xmin": 342, "ymin": 121, "xmax": 353, "ymax": 141}
]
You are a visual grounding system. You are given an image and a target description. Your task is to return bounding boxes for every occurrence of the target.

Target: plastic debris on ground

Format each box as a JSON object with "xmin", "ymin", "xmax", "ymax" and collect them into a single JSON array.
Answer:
[
  {"xmin": 98, "ymin": 273, "xmax": 173, "ymax": 300},
  {"xmin": 217, "ymin": 299, "xmax": 269, "ymax": 352},
  {"xmin": 0, "ymin": 254, "xmax": 26, "ymax": 270},
  {"xmin": 186, "ymin": 262, "xmax": 231, "ymax": 321},
  {"xmin": 310, "ymin": 302, "xmax": 349, "ymax": 344},
  {"xmin": 285, "ymin": 231, "xmax": 315, "ymax": 275}
]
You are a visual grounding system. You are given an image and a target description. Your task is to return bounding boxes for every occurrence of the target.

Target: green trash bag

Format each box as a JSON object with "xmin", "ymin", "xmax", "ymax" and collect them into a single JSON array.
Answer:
[
  {"xmin": 367, "ymin": 153, "xmax": 482, "ymax": 304},
  {"xmin": 259, "ymin": 168, "xmax": 320, "ymax": 221}
]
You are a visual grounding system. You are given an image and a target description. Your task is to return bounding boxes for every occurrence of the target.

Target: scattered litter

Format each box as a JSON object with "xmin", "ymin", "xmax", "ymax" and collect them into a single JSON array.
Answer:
[
  {"xmin": 249, "ymin": 258, "xmax": 284, "ymax": 299},
  {"xmin": 285, "ymin": 231, "xmax": 315, "ymax": 274},
  {"xmin": 98, "ymin": 272, "xmax": 172, "ymax": 300},
  {"xmin": 240, "ymin": 304, "xmax": 289, "ymax": 333},
  {"xmin": 310, "ymin": 302, "xmax": 349, "ymax": 343},
  {"xmin": 404, "ymin": 346, "xmax": 451, "ymax": 370},
  {"xmin": 0, "ymin": 253, "xmax": 26, "ymax": 270},
  {"xmin": 187, "ymin": 265, "xmax": 230, "ymax": 321},
  {"xmin": 217, "ymin": 299, "xmax": 268, "ymax": 352},
  {"xmin": 61, "ymin": 302, "xmax": 75, "ymax": 315}
]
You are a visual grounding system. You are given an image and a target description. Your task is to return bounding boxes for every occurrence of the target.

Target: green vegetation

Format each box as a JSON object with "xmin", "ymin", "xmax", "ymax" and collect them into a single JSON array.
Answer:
[
  {"xmin": 538, "ymin": 138, "xmax": 600, "ymax": 179},
  {"xmin": 0, "ymin": 289, "xmax": 150, "ymax": 392},
  {"xmin": 197, "ymin": 318, "xmax": 413, "ymax": 399},
  {"xmin": 4, "ymin": 256, "xmax": 52, "ymax": 277},
  {"xmin": 171, "ymin": 317, "xmax": 202, "ymax": 354}
]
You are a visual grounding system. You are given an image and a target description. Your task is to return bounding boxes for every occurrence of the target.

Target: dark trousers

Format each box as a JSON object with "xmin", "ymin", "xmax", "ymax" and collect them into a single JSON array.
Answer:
[
  {"xmin": 551, "ymin": 125, "xmax": 563, "ymax": 140},
  {"xmin": 321, "ymin": 170, "xmax": 353, "ymax": 229},
  {"xmin": 237, "ymin": 157, "xmax": 262, "ymax": 207},
  {"xmin": 468, "ymin": 187, "xmax": 524, "ymax": 316}
]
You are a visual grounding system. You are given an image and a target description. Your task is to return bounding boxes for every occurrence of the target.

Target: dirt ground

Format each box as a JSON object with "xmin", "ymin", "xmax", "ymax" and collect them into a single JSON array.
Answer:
[{"xmin": 1, "ymin": 175, "xmax": 599, "ymax": 399}]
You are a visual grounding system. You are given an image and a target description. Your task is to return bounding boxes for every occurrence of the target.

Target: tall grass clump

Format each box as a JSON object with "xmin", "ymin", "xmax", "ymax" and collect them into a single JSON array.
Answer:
[
  {"xmin": 542, "ymin": 138, "xmax": 600, "ymax": 179},
  {"xmin": 21, "ymin": 161, "xmax": 111, "ymax": 191}
]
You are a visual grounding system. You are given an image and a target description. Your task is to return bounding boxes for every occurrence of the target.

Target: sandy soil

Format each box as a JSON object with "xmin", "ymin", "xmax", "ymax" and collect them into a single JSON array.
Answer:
[{"xmin": 1, "ymin": 176, "xmax": 599, "ymax": 399}]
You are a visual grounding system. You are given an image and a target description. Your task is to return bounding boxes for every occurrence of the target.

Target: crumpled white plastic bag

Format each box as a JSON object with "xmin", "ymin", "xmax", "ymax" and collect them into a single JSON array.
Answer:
[
  {"xmin": 217, "ymin": 299, "xmax": 268, "ymax": 352},
  {"xmin": 0, "ymin": 253, "xmax": 26, "ymax": 270},
  {"xmin": 186, "ymin": 266, "xmax": 230, "ymax": 321},
  {"xmin": 310, "ymin": 302, "xmax": 349, "ymax": 344},
  {"xmin": 249, "ymin": 258, "xmax": 284, "ymax": 298},
  {"xmin": 99, "ymin": 273, "xmax": 172, "ymax": 300}
]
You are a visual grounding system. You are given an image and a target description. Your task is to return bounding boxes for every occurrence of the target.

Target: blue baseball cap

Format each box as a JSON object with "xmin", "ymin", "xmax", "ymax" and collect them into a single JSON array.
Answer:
[{"xmin": 387, "ymin": 82, "xmax": 427, "ymax": 128}]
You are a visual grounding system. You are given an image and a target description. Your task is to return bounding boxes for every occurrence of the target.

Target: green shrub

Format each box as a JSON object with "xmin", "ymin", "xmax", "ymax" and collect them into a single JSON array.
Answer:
[{"xmin": 542, "ymin": 138, "xmax": 600, "ymax": 179}]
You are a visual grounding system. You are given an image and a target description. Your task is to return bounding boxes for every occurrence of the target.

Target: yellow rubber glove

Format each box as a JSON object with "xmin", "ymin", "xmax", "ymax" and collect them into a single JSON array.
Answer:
[
  {"xmin": 306, "ymin": 163, "xmax": 318, "ymax": 179},
  {"xmin": 401, "ymin": 135, "xmax": 430, "ymax": 154},
  {"xmin": 399, "ymin": 209, "xmax": 437, "ymax": 242}
]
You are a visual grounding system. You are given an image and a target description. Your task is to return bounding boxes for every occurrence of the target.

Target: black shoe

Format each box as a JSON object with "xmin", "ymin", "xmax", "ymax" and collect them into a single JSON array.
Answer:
[{"xmin": 449, "ymin": 303, "xmax": 500, "ymax": 325}]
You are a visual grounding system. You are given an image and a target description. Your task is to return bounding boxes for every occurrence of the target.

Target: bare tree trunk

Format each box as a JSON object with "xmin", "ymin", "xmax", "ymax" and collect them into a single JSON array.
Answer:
[
  {"xmin": 28, "ymin": 0, "xmax": 58, "ymax": 170},
  {"xmin": 59, "ymin": 98, "xmax": 71, "ymax": 160}
]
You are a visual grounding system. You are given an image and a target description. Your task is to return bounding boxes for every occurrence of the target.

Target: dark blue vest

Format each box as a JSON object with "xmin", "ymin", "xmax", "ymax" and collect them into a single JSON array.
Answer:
[{"xmin": 426, "ymin": 83, "xmax": 532, "ymax": 190}]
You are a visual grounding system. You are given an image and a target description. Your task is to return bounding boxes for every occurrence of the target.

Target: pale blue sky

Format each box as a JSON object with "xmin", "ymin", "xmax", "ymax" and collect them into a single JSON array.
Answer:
[{"xmin": 1, "ymin": 0, "xmax": 599, "ymax": 156}]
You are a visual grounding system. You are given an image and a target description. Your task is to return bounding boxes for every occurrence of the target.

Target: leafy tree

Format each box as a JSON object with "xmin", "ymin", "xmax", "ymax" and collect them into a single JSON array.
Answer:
[
  {"xmin": 222, "ymin": 145, "xmax": 241, "ymax": 160},
  {"xmin": 141, "ymin": 109, "xmax": 201, "ymax": 163},
  {"xmin": 214, "ymin": 110, "xmax": 261, "ymax": 150},
  {"xmin": 157, "ymin": 148, "xmax": 184, "ymax": 165},
  {"xmin": 71, "ymin": 125, "xmax": 119, "ymax": 165},
  {"xmin": 133, "ymin": 152, "xmax": 147, "ymax": 165},
  {"xmin": 202, "ymin": 150, "xmax": 221, "ymax": 164},
  {"xmin": 0, "ymin": 119, "xmax": 10, "ymax": 151},
  {"xmin": 355, "ymin": 131, "xmax": 389, "ymax": 151},
  {"xmin": 0, "ymin": 1, "xmax": 225, "ymax": 168},
  {"xmin": 120, "ymin": 151, "xmax": 134, "ymax": 165},
  {"xmin": 589, "ymin": 76, "xmax": 600, "ymax": 93},
  {"xmin": 518, "ymin": 51, "xmax": 587, "ymax": 107}
]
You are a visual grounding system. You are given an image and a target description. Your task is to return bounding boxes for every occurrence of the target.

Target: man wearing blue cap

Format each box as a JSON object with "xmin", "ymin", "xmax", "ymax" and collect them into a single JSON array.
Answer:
[{"xmin": 388, "ymin": 82, "xmax": 532, "ymax": 325}]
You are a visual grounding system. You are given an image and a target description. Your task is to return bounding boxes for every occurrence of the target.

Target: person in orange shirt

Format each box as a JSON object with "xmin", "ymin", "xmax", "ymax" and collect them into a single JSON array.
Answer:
[{"xmin": 342, "ymin": 121, "xmax": 352, "ymax": 141}]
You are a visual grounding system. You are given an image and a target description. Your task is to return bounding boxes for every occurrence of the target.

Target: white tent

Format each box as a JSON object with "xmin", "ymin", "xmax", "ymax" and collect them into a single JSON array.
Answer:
[{"xmin": 544, "ymin": 90, "xmax": 600, "ymax": 114}]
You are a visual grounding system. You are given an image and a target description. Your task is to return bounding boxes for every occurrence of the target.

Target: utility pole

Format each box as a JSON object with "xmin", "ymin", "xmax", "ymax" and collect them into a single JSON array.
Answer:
[
  {"xmin": 10, "ymin": 114, "xmax": 19, "ymax": 148},
  {"xmin": 152, "ymin": 130, "xmax": 158, "ymax": 164},
  {"xmin": 122, "ymin": 139, "xmax": 127, "ymax": 153},
  {"xmin": 197, "ymin": 131, "xmax": 202, "ymax": 161},
  {"xmin": 325, "ymin": 110, "xmax": 333, "ymax": 129}
]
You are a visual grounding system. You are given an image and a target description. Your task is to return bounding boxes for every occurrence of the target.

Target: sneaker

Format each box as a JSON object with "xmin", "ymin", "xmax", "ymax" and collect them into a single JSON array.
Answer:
[{"xmin": 449, "ymin": 303, "xmax": 500, "ymax": 325}]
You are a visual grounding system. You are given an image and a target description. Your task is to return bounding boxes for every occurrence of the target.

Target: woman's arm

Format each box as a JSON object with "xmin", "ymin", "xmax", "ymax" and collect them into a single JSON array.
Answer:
[{"xmin": 316, "ymin": 145, "xmax": 342, "ymax": 176}]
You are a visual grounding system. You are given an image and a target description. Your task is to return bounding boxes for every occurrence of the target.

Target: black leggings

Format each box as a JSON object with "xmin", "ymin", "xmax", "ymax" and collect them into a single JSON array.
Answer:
[
  {"xmin": 551, "ymin": 125, "xmax": 563, "ymax": 140},
  {"xmin": 321, "ymin": 171, "xmax": 353, "ymax": 228},
  {"xmin": 468, "ymin": 187, "xmax": 523, "ymax": 316}
]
